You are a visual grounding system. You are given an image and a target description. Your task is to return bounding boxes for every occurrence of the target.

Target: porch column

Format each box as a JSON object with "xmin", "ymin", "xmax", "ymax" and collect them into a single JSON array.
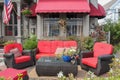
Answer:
[
  {"xmin": 16, "ymin": 2, "xmax": 21, "ymax": 43},
  {"xmin": 0, "ymin": 9, "xmax": 2, "ymax": 37},
  {"xmin": 37, "ymin": 14, "xmax": 43, "ymax": 39},
  {"xmin": 83, "ymin": 14, "xmax": 89, "ymax": 37},
  {"xmin": 23, "ymin": 16, "xmax": 29, "ymax": 38}
]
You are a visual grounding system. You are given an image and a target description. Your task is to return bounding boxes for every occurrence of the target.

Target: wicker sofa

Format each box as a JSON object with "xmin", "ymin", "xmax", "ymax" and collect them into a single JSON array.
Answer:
[{"xmin": 34, "ymin": 40, "xmax": 77, "ymax": 63}]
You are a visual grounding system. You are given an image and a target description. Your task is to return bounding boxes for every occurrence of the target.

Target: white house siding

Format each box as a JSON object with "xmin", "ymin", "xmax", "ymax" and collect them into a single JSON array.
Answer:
[{"xmin": 99, "ymin": 0, "xmax": 120, "ymax": 24}]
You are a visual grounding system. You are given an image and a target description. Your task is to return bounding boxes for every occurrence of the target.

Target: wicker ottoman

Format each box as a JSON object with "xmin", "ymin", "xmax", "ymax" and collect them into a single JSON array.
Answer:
[
  {"xmin": 36, "ymin": 57, "xmax": 78, "ymax": 76},
  {"xmin": 0, "ymin": 68, "xmax": 29, "ymax": 80}
]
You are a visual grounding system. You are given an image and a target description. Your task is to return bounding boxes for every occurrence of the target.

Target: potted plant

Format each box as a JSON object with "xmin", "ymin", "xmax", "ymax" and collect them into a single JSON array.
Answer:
[
  {"xmin": 62, "ymin": 47, "xmax": 77, "ymax": 62},
  {"xmin": 22, "ymin": 34, "xmax": 37, "ymax": 64},
  {"xmin": 23, "ymin": 34, "xmax": 37, "ymax": 50}
]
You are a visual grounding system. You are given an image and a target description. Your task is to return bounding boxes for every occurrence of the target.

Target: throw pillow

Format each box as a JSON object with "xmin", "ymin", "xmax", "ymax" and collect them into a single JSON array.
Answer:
[
  {"xmin": 10, "ymin": 48, "xmax": 22, "ymax": 58},
  {"xmin": 55, "ymin": 48, "xmax": 65, "ymax": 54}
]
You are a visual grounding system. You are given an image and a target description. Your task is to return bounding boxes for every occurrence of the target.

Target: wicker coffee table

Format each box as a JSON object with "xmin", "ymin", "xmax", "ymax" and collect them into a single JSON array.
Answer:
[{"xmin": 36, "ymin": 57, "xmax": 78, "ymax": 76}]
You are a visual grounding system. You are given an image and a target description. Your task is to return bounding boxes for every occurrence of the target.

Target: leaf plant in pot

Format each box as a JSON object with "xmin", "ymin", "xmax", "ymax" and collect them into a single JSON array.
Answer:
[
  {"xmin": 22, "ymin": 34, "xmax": 37, "ymax": 64},
  {"xmin": 23, "ymin": 34, "xmax": 37, "ymax": 50}
]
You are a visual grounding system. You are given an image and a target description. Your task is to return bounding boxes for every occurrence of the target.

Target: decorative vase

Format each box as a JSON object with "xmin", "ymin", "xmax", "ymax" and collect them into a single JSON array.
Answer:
[{"xmin": 62, "ymin": 55, "xmax": 71, "ymax": 62}]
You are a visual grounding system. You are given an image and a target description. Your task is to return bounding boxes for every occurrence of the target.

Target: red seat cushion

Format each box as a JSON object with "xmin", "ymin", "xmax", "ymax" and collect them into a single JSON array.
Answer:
[
  {"xmin": 93, "ymin": 42, "xmax": 113, "ymax": 57},
  {"xmin": 15, "ymin": 56, "xmax": 31, "ymax": 64},
  {"xmin": 36, "ymin": 53, "xmax": 55, "ymax": 60},
  {"xmin": 82, "ymin": 57, "xmax": 98, "ymax": 68},
  {"xmin": 0, "ymin": 68, "xmax": 27, "ymax": 80}
]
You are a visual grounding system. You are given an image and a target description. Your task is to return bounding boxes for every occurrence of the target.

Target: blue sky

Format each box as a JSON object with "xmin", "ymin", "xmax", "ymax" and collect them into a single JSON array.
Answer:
[{"xmin": 98, "ymin": 0, "xmax": 111, "ymax": 5}]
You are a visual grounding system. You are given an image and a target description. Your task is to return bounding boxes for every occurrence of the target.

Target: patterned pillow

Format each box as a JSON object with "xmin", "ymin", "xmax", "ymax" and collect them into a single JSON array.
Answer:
[{"xmin": 10, "ymin": 48, "xmax": 22, "ymax": 58}]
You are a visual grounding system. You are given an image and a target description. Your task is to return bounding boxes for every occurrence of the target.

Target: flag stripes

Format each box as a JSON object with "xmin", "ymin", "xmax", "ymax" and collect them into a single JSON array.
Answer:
[{"xmin": 3, "ymin": 0, "xmax": 13, "ymax": 25}]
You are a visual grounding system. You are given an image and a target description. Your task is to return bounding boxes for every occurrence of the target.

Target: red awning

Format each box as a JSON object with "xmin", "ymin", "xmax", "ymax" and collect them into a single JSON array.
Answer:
[
  {"xmin": 90, "ymin": 3, "xmax": 106, "ymax": 18},
  {"xmin": 35, "ymin": 0, "xmax": 90, "ymax": 13},
  {"xmin": 30, "ymin": 3, "xmax": 36, "ymax": 17}
]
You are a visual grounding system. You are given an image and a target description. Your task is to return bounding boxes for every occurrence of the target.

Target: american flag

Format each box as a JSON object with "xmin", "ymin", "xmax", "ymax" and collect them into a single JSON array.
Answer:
[{"xmin": 3, "ymin": 0, "xmax": 13, "ymax": 25}]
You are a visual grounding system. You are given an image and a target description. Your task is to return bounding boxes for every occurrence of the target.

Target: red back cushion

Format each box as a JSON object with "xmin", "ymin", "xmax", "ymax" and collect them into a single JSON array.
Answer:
[
  {"xmin": 4, "ymin": 43, "xmax": 23, "ymax": 53},
  {"xmin": 64, "ymin": 41, "xmax": 77, "ymax": 48},
  {"xmin": 4, "ymin": 43, "xmax": 15, "ymax": 53},
  {"xmin": 93, "ymin": 42, "xmax": 113, "ymax": 57},
  {"xmin": 51, "ymin": 41, "xmax": 64, "ymax": 53},
  {"xmin": 37, "ymin": 40, "xmax": 51, "ymax": 53},
  {"xmin": 14, "ymin": 43, "xmax": 23, "ymax": 53}
]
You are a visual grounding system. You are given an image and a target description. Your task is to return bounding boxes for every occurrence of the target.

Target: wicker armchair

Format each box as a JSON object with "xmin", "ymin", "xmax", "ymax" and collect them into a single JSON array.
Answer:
[
  {"xmin": 3, "ymin": 43, "xmax": 34, "ymax": 69},
  {"xmin": 80, "ymin": 42, "xmax": 114, "ymax": 75}
]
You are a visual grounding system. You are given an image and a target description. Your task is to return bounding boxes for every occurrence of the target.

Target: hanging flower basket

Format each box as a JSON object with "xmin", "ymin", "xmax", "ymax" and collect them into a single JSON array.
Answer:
[
  {"xmin": 21, "ymin": 8, "xmax": 32, "ymax": 16},
  {"xmin": 58, "ymin": 19, "xmax": 66, "ymax": 28}
]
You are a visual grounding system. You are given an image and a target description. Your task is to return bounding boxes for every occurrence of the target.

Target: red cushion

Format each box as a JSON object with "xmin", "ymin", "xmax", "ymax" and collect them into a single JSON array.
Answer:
[
  {"xmin": 15, "ymin": 56, "xmax": 31, "ymax": 64},
  {"xmin": 4, "ymin": 43, "xmax": 15, "ymax": 53},
  {"xmin": 82, "ymin": 57, "xmax": 98, "ymax": 68},
  {"xmin": 36, "ymin": 53, "xmax": 55, "ymax": 60},
  {"xmin": 51, "ymin": 41, "xmax": 65, "ymax": 53},
  {"xmin": 0, "ymin": 68, "xmax": 27, "ymax": 80},
  {"xmin": 64, "ymin": 41, "xmax": 77, "ymax": 47},
  {"xmin": 93, "ymin": 42, "xmax": 113, "ymax": 57},
  {"xmin": 14, "ymin": 43, "xmax": 23, "ymax": 53},
  {"xmin": 36, "ymin": 40, "xmax": 77, "ymax": 59},
  {"xmin": 4, "ymin": 43, "xmax": 23, "ymax": 53},
  {"xmin": 37, "ymin": 41, "xmax": 51, "ymax": 53}
]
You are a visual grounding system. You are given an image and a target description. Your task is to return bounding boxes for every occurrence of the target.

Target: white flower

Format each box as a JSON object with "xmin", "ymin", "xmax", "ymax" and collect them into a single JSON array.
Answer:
[
  {"xmin": 109, "ymin": 68, "xmax": 113, "ymax": 73},
  {"xmin": 115, "ymin": 58, "xmax": 119, "ymax": 62},
  {"xmin": 57, "ymin": 71, "xmax": 64, "ymax": 78}
]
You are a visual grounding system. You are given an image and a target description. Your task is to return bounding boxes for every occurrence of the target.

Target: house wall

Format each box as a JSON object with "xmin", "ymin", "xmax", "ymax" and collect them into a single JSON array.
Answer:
[
  {"xmin": 36, "ymin": 13, "xmax": 90, "ymax": 40},
  {"xmin": 0, "ymin": 0, "xmax": 100, "ymax": 42},
  {"xmin": 99, "ymin": 0, "xmax": 120, "ymax": 24},
  {"xmin": 90, "ymin": 18, "xmax": 98, "ymax": 33}
]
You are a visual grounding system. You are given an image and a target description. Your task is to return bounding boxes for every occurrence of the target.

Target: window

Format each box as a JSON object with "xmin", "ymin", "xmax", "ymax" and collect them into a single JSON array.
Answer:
[
  {"xmin": 43, "ymin": 13, "xmax": 83, "ymax": 37},
  {"xmin": 5, "ymin": 26, "xmax": 13, "ymax": 36},
  {"xmin": 66, "ymin": 13, "xmax": 83, "ymax": 36},
  {"xmin": 43, "ymin": 14, "xmax": 60, "ymax": 37}
]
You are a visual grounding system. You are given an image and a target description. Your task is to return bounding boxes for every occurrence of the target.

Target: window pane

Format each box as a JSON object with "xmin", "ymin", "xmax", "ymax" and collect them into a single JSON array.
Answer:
[{"xmin": 5, "ymin": 26, "xmax": 13, "ymax": 36}]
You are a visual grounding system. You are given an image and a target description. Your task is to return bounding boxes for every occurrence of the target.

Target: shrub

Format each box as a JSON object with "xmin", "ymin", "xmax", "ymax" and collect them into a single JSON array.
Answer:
[
  {"xmin": 81, "ymin": 36, "xmax": 94, "ymax": 51},
  {"xmin": 103, "ymin": 19, "xmax": 120, "ymax": 45}
]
